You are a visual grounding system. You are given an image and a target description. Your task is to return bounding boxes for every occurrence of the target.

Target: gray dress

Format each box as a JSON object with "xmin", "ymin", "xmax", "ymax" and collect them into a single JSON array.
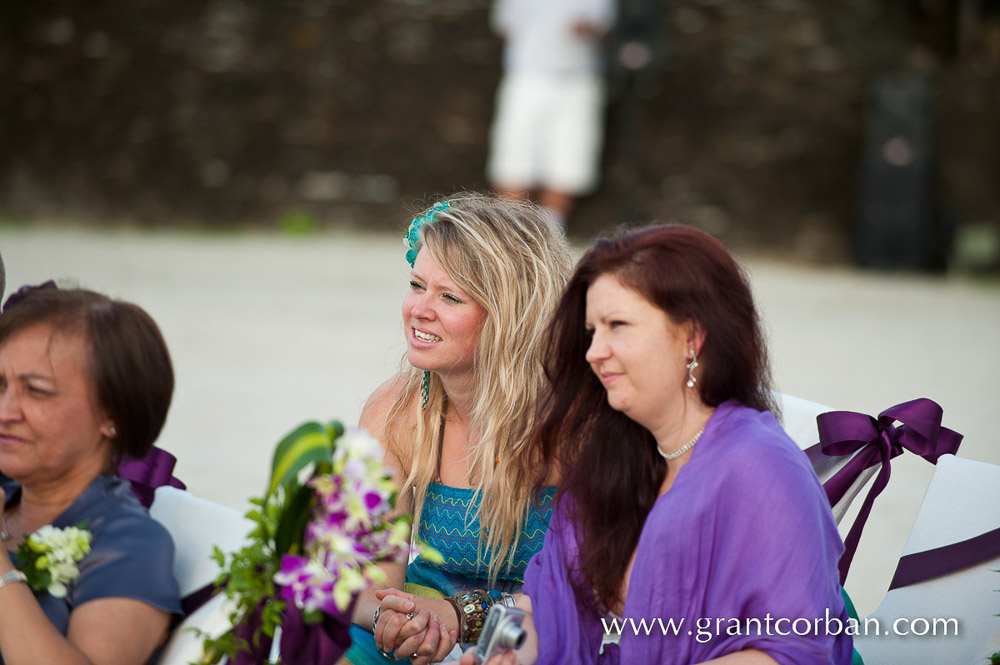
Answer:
[{"xmin": 2, "ymin": 475, "xmax": 181, "ymax": 663}]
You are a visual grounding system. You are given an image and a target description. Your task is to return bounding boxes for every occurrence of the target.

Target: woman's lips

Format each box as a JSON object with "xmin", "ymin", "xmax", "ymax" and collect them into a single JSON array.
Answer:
[
  {"xmin": 409, "ymin": 327, "xmax": 442, "ymax": 349},
  {"xmin": 600, "ymin": 372, "xmax": 622, "ymax": 386},
  {"xmin": 0, "ymin": 433, "xmax": 25, "ymax": 447}
]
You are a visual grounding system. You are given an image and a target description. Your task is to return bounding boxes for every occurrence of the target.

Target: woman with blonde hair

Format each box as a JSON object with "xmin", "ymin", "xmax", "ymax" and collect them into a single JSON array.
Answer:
[{"xmin": 341, "ymin": 194, "xmax": 573, "ymax": 665}]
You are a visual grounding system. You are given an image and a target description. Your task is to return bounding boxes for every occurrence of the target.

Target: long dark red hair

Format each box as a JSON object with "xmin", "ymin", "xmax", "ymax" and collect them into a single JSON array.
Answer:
[{"xmin": 532, "ymin": 224, "xmax": 777, "ymax": 612}]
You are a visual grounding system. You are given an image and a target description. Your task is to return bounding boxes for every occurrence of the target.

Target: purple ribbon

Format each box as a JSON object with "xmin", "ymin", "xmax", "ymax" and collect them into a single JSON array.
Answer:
[
  {"xmin": 2, "ymin": 280, "xmax": 57, "ymax": 311},
  {"xmin": 117, "ymin": 446, "xmax": 186, "ymax": 508},
  {"xmin": 231, "ymin": 593, "xmax": 354, "ymax": 665},
  {"xmin": 888, "ymin": 526, "xmax": 1000, "ymax": 590},
  {"xmin": 817, "ymin": 398, "xmax": 963, "ymax": 585},
  {"xmin": 181, "ymin": 582, "xmax": 217, "ymax": 617}
]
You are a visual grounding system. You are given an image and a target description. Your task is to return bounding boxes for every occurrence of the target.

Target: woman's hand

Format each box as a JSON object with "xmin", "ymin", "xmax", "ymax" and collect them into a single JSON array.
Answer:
[
  {"xmin": 459, "ymin": 646, "xmax": 518, "ymax": 665},
  {"xmin": 373, "ymin": 589, "xmax": 458, "ymax": 664}
]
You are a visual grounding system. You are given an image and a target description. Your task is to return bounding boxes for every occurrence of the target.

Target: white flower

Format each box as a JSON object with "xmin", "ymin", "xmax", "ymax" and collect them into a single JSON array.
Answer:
[
  {"xmin": 331, "ymin": 428, "xmax": 384, "ymax": 467},
  {"xmin": 20, "ymin": 524, "xmax": 92, "ymax": 597}
]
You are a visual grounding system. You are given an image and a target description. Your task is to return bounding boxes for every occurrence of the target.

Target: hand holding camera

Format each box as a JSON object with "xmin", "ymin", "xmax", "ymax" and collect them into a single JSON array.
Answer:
[{"xmin": 468, "ymin": 604, "xmax": 526, "ymax": 665}]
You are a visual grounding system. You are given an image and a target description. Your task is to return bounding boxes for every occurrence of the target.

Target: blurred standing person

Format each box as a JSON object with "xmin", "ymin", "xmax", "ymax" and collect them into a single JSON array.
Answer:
[{"xmin": 487, "ymin": 0, "xmax": 616, "ymax": 231}]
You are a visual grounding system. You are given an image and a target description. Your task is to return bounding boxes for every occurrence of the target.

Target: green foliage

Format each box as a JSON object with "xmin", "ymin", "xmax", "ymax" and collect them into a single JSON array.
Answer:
[
  {"xmin": 196, "ymin": 421, "xmax": 343, "ymax": 663},
  {"xmin": 267, "ymin": 421, "xmax": 335, "ymax": 499},
  {"xmin": 277, "ymin": 210, "xmax": 319, "ymax": 236}
]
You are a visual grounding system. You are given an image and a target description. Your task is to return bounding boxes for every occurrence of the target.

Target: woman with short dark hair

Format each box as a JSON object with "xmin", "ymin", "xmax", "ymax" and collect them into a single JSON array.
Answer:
[
  {"xmin": 0, "ymin": 284, "xmax": 180, "ymax": 665},
  {"xmin": 465, "ymin": 224, "xmax": 851, "ymax": 664}
]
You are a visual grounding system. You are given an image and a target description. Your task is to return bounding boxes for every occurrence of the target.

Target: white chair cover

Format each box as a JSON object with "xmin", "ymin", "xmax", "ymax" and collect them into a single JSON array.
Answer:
[
  {"xmin": 853, "ymin": 454, "xmax": 1000, "ymax": 664},
  {"xmin": 149, "ymin": 486, "xmax": 252, "ymax": 665}
]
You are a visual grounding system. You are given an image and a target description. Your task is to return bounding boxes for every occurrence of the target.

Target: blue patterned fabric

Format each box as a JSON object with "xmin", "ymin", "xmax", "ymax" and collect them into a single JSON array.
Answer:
[
  {"xmin": 345, "ymin": 483, "xmax": 556, "ymax": 664},
  {"xmin": 416, "ymin": 482, "xmax": 555, "ymax": 585}
]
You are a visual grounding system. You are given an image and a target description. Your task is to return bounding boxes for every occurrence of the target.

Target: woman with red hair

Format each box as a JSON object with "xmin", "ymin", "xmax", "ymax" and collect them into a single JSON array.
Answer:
[{"xmin": 466, "ymin": 224, "xmax": 852, "ymax": 664}]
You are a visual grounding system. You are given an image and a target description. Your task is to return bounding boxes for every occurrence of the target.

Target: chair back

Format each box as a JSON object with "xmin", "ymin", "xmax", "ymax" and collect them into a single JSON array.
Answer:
[
  {"xmin": 149, "ymin": 486, "xmax": 251, "ymax": 665},
  {"xmin": 853, "ymin": 454, "xmax": 1000, "ymax": 664}
]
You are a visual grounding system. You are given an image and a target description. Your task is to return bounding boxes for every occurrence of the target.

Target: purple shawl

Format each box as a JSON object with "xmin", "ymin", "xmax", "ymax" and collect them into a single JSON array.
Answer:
[{"xmin": 524, "ymin": 400, "xmax": 853, "ymax": 665}]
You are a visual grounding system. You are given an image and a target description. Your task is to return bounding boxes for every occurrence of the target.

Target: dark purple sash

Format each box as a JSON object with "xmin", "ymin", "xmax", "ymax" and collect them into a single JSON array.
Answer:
[
  {"xmin": 231, "ymin": 593, "xmax": 353, "ymax": 665},
  {"xmin": 889, "ymin": 526, "xmax": 1000, "ymax": 590},
  {"xmin": 117, "ymin": 446, "xmax": 186, "ymax": 508},
  {"xmin": 817, "ymin": 398, "xmax": 963, "ymax": 584}
]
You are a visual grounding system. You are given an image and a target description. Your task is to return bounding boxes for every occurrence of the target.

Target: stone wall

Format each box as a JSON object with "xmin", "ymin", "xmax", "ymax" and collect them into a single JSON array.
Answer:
[{"xmin": 2, "ymin": 0, "xmax": 998, "ymax": 260}]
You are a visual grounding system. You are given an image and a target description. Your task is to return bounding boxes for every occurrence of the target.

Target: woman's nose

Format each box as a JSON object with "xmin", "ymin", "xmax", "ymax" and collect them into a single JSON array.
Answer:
[
  {"xmin": 585, "ymin": 331, "xmax": 609, "ymax": 364},
  {"xmin": 409, "ymin": 292, "xmax": 435, "ymax": 320},
  {"xmin": 0, "ymin": 388, "xmax": 22, "ymax": 423}
]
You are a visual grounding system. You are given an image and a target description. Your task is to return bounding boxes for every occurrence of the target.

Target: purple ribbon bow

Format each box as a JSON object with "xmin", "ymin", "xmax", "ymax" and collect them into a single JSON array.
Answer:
[
  {"xmin": 2, "ymin": 280, "xmax": 58, "ymax": 311},
  {"xmin": 817, "ymin": 398, "xmax": 963, "ymax": 585},
  {"xmin": 117, "ymin": 446, "xmax": 187, "ymax": 508},
  {"xmin": 231, "ymin": 593, "xmax": 354, "ymax": 665}
]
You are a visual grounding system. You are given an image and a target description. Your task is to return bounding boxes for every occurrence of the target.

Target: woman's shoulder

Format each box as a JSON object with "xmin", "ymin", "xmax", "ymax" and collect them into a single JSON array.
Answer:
[
  {"xmin": 76, "ymin": 477, "xmax": 174, "ymax": 549},
  {"xmin": 711, "ymin": 401, "xmax": 797, "ymax": 455},
  {"xmin": 73, "ymin": 486, "xmax": 180, "ymax": 612},
  {"xmin": 360, "ymin": 373, "xmax": 417, "ymax": 471},
  {"xmin": 708, "ymin": 401, "xmax": 820, "ymax": 491}
]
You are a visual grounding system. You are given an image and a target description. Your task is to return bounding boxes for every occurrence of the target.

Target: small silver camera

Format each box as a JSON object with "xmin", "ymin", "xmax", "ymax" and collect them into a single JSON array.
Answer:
[{"xmin": 474, "ymin": 605, "xmax": 526, "ymax": 663}]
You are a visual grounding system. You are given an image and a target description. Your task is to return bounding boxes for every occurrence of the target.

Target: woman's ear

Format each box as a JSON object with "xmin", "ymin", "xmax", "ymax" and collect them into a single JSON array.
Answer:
[{"xmin": 686, "ymin": 320, "xmax": 707, "ymax": 355}]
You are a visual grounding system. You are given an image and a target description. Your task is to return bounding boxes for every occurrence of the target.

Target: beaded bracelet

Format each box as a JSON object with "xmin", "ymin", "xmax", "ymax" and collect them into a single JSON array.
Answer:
[{"xmin": 451, "ymin": 589, "xmax": 495, "ymax": 644}]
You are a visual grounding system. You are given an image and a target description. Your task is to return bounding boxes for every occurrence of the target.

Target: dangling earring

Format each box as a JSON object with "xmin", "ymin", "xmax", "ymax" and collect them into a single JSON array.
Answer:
[
  {"xmin": 685, "ymin": 349, "xmax": 699, "ymax": 388},
  {"xmin": 421, "ymin": 370, "xmax": 430, "ymax": 409}
]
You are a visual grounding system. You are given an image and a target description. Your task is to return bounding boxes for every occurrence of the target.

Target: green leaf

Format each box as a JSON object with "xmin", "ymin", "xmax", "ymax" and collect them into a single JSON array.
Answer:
[
  {"xmin": 274, "ymin": 483, "xmax": 316, "ymax": 555},
  {"xmin": 267, "ymin": 422, "xmax": 334, "ymax": 498}
]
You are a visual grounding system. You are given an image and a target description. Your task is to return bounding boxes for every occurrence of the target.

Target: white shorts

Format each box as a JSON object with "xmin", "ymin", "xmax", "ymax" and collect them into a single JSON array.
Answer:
[{"xmin": 487, "ymin": 71, "xmax": 606, "ymax": 196}]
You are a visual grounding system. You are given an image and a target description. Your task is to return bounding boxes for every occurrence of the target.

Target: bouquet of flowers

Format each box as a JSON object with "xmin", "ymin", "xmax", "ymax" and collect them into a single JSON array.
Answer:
[{"xmin": 199, "ymin": 420, "xmax": 439, "ymax": 664}]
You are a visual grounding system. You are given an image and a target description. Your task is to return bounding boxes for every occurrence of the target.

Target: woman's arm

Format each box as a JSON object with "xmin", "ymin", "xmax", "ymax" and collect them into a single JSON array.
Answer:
[
  {"xmin": 0, "ymin": 565, "xmax": 169, "ymax": 665},
  {"xmin": 347, "ymin": 375, "xmax": 412, "ymax": 629},
  {"xmin": 698, "ymin": 652, "xmax": 778, "ymax": 665},
  {"xmin": 348, "ymin": 373, "xmax": 459, "ymax": 664}
]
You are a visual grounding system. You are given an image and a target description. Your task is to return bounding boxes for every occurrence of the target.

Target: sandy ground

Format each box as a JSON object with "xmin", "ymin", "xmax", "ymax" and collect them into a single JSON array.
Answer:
[{"xmin": 1, "ymin": 225, "xmax": 998, "ymax": 618}]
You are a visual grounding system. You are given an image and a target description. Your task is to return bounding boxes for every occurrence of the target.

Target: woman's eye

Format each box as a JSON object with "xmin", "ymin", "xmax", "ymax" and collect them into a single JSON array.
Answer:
[
  {"xmin": 443, "ymin": 294, "xmax": 463, "ymax": 304},
  {"xmin": 584, "ymin": 327, "xmax": 595, "ymax": 338},
  {"xmin": 609, "ymin": 320, "xmax": 626, "ymax": 329},
  {"xmin": 409, "ymin": 280, "xmax": 424, "ymax": 291}
]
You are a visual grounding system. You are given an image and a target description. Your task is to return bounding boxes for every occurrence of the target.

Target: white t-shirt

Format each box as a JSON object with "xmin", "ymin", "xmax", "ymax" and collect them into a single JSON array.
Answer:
[{"xmin": 491, "ymin": 0, "xmax": 616, "ymax": 75}]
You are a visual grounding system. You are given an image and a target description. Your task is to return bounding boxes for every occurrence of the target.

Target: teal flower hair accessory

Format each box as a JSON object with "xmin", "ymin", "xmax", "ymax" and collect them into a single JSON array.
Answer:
[{"xmin": 404, "ymin": 201, "xmax": 450, "ymax": 267}]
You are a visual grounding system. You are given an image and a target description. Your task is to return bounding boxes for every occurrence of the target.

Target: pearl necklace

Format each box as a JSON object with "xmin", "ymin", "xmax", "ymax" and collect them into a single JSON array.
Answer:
[{"xmin": 658, "ymin": 426, "xmax": 705, "ymax": 461}]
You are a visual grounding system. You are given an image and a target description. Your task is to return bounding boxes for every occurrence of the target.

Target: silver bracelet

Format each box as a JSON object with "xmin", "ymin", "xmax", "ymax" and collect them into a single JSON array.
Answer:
[
  {"xmin": 0, "ymin": 570, "xmax": 28, "ymax": 590},
  {"xmin": 500, "ymin": 592, "xmax": 517, "ymax": 608}
]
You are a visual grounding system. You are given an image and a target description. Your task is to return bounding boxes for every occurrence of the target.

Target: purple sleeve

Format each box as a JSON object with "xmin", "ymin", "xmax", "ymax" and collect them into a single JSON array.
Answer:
[
  {"xmin": 708, "ymin": 446, "xmax": 853, "ymax": 665},
  {"xmin": 523, "ymin": 502, "xmax": 611, "ymax": 665}
]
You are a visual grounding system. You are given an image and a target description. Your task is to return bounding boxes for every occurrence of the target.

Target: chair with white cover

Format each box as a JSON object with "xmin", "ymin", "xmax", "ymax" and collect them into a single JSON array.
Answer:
[
  {"xmin": 775, "ymin": 392, "xmax": 879, "ymax": 525},
  {"xmin": 149, "ymin": 486, "xmax": 252, "ymax": 665},
  {"xmin": 853, "ymin": 454, "xmax": 1000, "ymax": 664}
]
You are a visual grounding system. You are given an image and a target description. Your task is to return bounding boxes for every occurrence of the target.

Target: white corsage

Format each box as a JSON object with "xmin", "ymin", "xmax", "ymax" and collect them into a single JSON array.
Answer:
[{"xmin": 16, "ymin": 523, "xmax": 92, "ymax": 597}]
